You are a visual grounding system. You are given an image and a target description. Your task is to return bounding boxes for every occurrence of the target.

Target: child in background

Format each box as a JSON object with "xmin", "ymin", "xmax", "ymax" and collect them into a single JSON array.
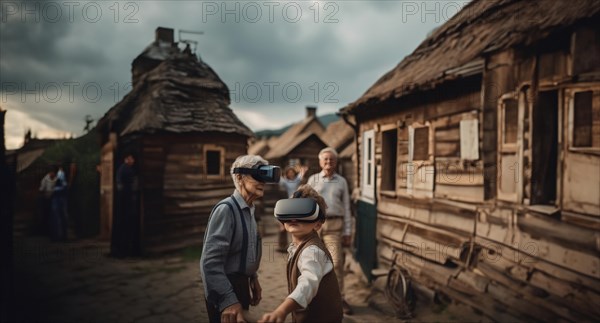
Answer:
[{"xmin": 259, "ymin": 185, "xmax": 342, "ymax": 323}]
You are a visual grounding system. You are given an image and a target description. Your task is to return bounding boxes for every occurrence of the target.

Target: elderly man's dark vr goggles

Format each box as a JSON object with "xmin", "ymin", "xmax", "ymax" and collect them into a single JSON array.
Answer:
[
  {"xmin": 232, "ymin": 164, "xmax": 281, "ymax": 183},
  {"xmin": 274, "ymin": 198, "xmax": 322, "ymax": 222}
]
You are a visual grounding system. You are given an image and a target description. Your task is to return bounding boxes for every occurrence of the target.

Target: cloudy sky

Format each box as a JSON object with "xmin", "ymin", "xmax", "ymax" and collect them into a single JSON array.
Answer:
[{"xmin": 1, "ymin": 0, "xmax": 468, "ymax": 149}]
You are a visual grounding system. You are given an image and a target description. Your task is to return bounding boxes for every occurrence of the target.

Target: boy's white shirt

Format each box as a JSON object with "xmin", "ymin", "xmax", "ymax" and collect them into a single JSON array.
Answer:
[{"xmin": 286, "ymin": 243, "xmax": 334, "ymax": 308}]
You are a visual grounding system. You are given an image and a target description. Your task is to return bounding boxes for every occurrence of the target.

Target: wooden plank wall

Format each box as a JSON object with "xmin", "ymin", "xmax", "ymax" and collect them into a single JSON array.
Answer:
[
  {"xmin": 358, "ymin": 33, "xmax": 600, "ymax": 321},
  {"xmin": 99, "ymin": 134, "xmax": 116, "ymax": 240},
  {"xmin": 286, "ymin": 135, "xmax": 326, "ymax": 174},
  {"xmin": 140, "ymin": 134, "xmax": 247, "ymax": 254}
]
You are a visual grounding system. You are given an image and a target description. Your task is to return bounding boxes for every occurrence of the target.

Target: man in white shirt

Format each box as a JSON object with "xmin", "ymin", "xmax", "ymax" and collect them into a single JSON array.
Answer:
[
  {"xmin": 307, "ymin": 147, "xmax": 353, "ymax": 315},
  {"xmin": 39, "ymin": 169, "xmax": 56, "ymax": 198},
  {"xmin": 38, "ymin": 168, "xmax": 56, "ymax": 235}
]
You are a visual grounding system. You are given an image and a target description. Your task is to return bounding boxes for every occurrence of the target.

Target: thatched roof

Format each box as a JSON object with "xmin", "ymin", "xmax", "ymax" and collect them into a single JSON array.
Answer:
[
  {"xmin": 266, "ymin": 132, "xmax": 327, "ymax": 160},
  {"xmin": 263, "ymin": 116, "xmax": 325, "ymax": 159},
  {"xmin": 98, "ymin": 51, "xmax": 253, "ymax": 138},
  {"xmin": 15, "ymin": 149, "xmax": 45, "ymax": 173},
  {"xmin": 322, "ymin": 119, "xmax": 354, "ymax": 153},
  {"xmin": 248, "ymin": 138, "xmax": 270, "ymax": 156},
  {"xmin": 343, "ymin": 0, "xmax": 600, "ymax": 114}
]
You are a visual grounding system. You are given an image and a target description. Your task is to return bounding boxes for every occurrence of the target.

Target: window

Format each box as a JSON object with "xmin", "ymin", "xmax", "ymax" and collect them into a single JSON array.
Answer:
[
  {"xmin": 573, "ymin": 91, "xmax": 599, "ymax": 148},
  {"xmin": 408, "ymin": 124, "xmax": 433, "ymax": 197},
  {"xmin": 381, "ymin": 129, "xmax": 397, "ymax": 191},
  {"xmin": 410, "ymin": 126, "xmax": 430, "ymax": 161},
  {"xmin": 460, "ymin": 118, "xmax": 479, "ymax": 160},
  {"xmin": 362, "ymin": 130, "xmax": 375, "ymax": 200},
  {"xmin": 204, "ymin": 145, "xmax": 224, "ymax": 177},
  {"xmin": 206, "ymin": 150, "xmax": 221, "ymax": 175},
  {"xmin": 503, "ymin": 99, "xmax": 518, "ymax": 144},
  {"xmin": 497, "ymin": 94, "xmax": 523, "ymax": 202}
]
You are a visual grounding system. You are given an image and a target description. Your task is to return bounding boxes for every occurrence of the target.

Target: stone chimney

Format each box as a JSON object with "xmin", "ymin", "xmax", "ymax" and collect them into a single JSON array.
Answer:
[
  {"xmin": 306, "ymin": 106, "xmax": 317, "ymax": 119},
  {"xmin": 155, "ymin": 27, "xmax": 174, "ymax": 44},
  {"xmin": 132, "ymin": 27, "xmax": 176, "ymax": 86}
]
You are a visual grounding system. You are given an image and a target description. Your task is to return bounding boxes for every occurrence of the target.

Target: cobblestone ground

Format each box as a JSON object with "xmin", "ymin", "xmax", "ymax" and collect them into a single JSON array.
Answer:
[{"xmin": 12, "ymin": 214, "xmax": 486, "ymax": 323}]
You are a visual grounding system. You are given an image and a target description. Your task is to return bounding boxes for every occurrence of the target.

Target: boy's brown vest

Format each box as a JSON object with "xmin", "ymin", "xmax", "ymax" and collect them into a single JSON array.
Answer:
[{"xmin": 287, "ymin": 231, "xmax": 343, "ymax": 323}]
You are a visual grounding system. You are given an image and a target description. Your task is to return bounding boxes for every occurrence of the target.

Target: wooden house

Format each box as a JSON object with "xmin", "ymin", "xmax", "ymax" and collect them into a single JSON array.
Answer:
[
  {"xmin": 249, "ymin": 106, "xmax": 328, "ymax": 219},
  {"xmin": 259, "ymin": 106, "xmax": 328, "ymax": 173},
  {"xmin": 322, "ymin": 118, "xmax": 356, "ymax": 191},
  {"xmin": 97, "ymin": 27, "xmax": 253, "ymax": 254},
  {"xmin": 340, "ymin": 0, "xmax": 600, "ymax": 320}
]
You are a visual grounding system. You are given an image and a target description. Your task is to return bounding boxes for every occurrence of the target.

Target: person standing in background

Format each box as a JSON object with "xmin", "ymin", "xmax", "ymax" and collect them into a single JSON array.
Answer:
[
  {"xmin": 51, "ymin": 165, "xmax": 69, "ymax": 241},
  {"xmin": 277, "ymin": 165, "xmax": 308, "ymax": 251},
  {"xmin": 111, "ymin": 153, "xmax": 140, "ymax": 257},
  {"xmin": 38, "ymin": 168, "xmax": 56, "ymax": 236},
  {"xmin": 307, "ymin": 147, "xmax": 353, "ymax": 315}
]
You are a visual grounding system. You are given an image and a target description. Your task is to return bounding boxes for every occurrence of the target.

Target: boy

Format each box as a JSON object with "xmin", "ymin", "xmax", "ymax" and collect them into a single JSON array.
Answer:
[{"xmin": 259, "ymin": 185, "xmax": 343, "ymax": 323}]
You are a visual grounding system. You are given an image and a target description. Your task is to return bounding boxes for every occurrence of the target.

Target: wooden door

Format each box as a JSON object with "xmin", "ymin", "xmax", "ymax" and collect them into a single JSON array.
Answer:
[
  {"xmin": 531, "ymin": 90, "xmax": 558, "ymax": 205},
  {"xmin": 357, "ymin": 129, "xmax": 377, "ymax": 280}
]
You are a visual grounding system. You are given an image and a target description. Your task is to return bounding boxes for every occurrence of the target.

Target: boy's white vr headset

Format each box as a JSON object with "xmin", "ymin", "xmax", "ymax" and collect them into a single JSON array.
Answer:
[
  {"xmin": 232, "ymin": 164, "xmax": 281, "ymax": 183},
  {"xmin": 274, "ymin": 198, "xmax": 322, "ymax": 222}
]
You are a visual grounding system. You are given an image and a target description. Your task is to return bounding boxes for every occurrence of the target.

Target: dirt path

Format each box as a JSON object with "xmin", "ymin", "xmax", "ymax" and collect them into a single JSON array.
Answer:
[{"xmin": 11, "ymin": 213, "xmax": 487, "ymax": 322}]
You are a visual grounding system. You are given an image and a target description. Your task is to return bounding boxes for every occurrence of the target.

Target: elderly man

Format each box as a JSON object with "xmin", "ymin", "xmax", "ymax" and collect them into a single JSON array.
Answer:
[
  {"xmin": 200, "ymin": 155, "xmax": 280, "ymax": 323},
  {"xmin": 307, "ymin": 147, "xmax": 353, "ymax": 315}
]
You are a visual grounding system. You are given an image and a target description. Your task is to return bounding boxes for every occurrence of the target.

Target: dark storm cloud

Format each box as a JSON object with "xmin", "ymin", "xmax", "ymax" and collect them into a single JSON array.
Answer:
[
  {"xmin": 1, "ymin": 2, "xmax": 109, "ymax": 84},
  {"xmin": 1, "ymin": 0, "xmax": 455, "ymax": 147}
]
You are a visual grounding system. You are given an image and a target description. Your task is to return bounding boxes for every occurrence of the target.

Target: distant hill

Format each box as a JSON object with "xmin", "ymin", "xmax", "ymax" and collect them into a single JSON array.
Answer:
[{"xmin": 254, "ymin": 113, "xmax": 339, "ymax": 138}]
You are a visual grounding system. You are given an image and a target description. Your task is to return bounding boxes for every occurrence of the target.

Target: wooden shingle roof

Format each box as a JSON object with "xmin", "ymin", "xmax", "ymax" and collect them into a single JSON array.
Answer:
[
  {"xmin": 322, "ymin": 119, "xmax": 353, "ymax": 152},
  {"xmin": 98, "ymin": 53, "xmax": 253, "ymax": 138},
  {"xmin": 264, "ymin": 116, "xmax": 325, "ymax": 159},
  {"xmin": 343, "ymin": 0, "xmax": 600, "ymax": 114}
]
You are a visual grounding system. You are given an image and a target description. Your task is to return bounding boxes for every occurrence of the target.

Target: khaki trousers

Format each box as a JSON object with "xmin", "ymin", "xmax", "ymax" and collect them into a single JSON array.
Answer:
[{"xmin": 319, "ymin": 217, "xmax": 345, "ymax": 294}]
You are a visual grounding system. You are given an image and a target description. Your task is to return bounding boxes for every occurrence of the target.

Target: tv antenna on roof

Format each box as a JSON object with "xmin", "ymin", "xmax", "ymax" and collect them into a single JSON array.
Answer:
[{"xmin": 178, "ymin": 29, "xmax": 204, "ymax": 55}]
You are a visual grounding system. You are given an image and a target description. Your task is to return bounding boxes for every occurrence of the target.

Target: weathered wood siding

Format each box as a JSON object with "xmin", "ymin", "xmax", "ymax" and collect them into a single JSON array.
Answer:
[
  {"xmin": 139, "ymin": 133, "xmax": 247, "ymax": 253},
  {"xmin": 287, "ymin": 135, "xmax": 327, "ymax": 174},
  {"xmin": 354, "ymin": 26, "xmax": 600, "ymax": 321},
  {"xmin": 269, "ymin": 135, "xmax": 326, "ymax": 178},
  {"xmin": 99, "ymin": 134, "xmax": 116, "ymax": 240}
]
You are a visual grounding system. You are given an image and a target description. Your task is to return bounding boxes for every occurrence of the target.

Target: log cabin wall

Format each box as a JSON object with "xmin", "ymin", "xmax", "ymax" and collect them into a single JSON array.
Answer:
[
  {"xmin": 482, "ymin": 50, "xmax": 517, "ymax": 200},
  {"xmin": 356, "ymin": 76, "xmax": 482, "ymax": 269},
  {"xmin": 560, "ymin": 24, "xmax": 600, "ymax": 221},
  {"xmin": 286, "ymin": 135, "xmax": 327, "ymax": 176},
  {"xmin": 99, "ymin": 133, "xmax": 116, "ymax": 240},
  {"xmin": 474, "ymin": 27, "xmax": 600, "ymax": 320},
  {"xmin": 268, "ymin": 137, "xmax": 324, "ymax": 174},
  {"xmin": 139, "ymin": 133, "xmax": 248, "ymax": 254},
  {"xmin": 355, "ymin": 26, "xmax": 600, "ymax": 321}
]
